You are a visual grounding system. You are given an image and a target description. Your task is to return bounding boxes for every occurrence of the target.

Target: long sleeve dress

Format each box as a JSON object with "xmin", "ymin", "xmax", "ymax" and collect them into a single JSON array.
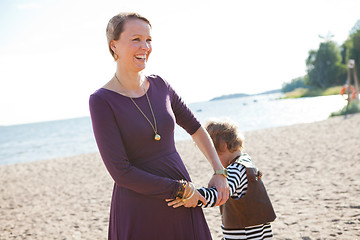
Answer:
[
  {"xmin": 89, "ymin": 75, "xmax": 212, "ymax": 240},
  {"xmin": 198, "ymin": 154, "xmax": 273, "ymax": 240}
]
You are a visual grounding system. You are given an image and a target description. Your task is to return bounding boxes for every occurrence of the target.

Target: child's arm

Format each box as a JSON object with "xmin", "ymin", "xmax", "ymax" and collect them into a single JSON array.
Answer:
[{"xmin": 197, "ymin": 163, "xmax": 248, "ymax": 208}]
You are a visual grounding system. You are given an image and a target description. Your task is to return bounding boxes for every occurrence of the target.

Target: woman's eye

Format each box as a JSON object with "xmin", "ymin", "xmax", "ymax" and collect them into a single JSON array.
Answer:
[
  {"xmin": 146, "ymin": 39, "xmax": 152, "ymax": 43},
  {"xmin": 132, "ymin": 38, "xmax": 140, "ymax": 42}
]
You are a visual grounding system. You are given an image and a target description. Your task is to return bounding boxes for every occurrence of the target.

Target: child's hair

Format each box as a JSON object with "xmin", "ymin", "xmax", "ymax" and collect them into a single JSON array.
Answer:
[{"xmin": 205, "ymin": 118, "xmax": 244, "ymax": 153}]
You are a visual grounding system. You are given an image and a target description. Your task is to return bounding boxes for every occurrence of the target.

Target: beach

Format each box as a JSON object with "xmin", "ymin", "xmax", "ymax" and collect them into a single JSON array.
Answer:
[{"xmin": 1, "ymin": 114, "xmax": 360, "ymax": 239}]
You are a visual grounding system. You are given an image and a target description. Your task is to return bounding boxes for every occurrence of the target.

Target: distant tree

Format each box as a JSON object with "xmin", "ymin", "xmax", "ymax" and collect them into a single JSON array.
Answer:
[
  {"xmin": 281, "ymin": 76, "xmax": 309, "ymax": 93},
  {"xmin": 306, "ymin": 41, "xmax": 346, "ymax": 88},
  {"xmin": 349, "ymin": 19, "xmax": 360, "ymax": 82},
  {"xmin": 340, "ymin": 20, "xmax": 360, "ymax": 85},
  {"xmin": 306, "ymin": 50, "xmax": 317, "ymax": 79},
  {"xmin": 341, "ymin": 20, "xmax": 359, "ymax": 64},
  {"xmin": 340, "ymin": 43, "xmax": 349, "ymax": 65},
  {"xmin": 350, "ymin": 19, "xmax": 360, "ymax": 35}
]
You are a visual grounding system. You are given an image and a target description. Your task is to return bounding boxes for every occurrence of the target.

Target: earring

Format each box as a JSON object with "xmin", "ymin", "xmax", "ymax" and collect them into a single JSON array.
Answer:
[{"xmin": 114, "ymin": 53, "xmax": 118, "ymax": 61}]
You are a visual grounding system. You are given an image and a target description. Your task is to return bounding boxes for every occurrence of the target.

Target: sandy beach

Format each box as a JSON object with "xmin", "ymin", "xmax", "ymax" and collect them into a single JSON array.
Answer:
[{"xmin": 1, "ymin": 114, "xmax": 360, "ymax": 239}]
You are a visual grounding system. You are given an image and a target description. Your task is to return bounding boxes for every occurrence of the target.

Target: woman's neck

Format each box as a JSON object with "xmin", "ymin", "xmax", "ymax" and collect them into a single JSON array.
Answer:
[{"xmin": 115, "ymin": 68, "xmax": 145, "ymax": 91}]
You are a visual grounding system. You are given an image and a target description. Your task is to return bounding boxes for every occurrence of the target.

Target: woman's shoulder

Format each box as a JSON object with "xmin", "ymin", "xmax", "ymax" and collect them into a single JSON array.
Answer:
[
  {"xmin": 147, "ymin": 74, "xmax": 171, "ymax": 88},
  {"xmin": 89, "ymin": 88, "xmax": 117, "ymax": 107},
  {"xmin": 90, "ymin": 88, "xmax": 108, "ymax": 100},
  {"xmin": 146, "ymin": 74, "xmax": 168, "ymax": 85}
]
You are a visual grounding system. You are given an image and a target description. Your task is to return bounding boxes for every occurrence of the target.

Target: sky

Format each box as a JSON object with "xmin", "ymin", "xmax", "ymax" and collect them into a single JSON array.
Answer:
[{"xmin": 0, "ymin": 0, "xmax": 359, "ymax": 126}]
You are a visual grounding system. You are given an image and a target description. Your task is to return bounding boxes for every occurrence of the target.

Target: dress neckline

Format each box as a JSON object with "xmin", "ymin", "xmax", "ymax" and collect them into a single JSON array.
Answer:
[{"xmin": 100, "ymin": 76, "xmax": 151, "ymax": 99}]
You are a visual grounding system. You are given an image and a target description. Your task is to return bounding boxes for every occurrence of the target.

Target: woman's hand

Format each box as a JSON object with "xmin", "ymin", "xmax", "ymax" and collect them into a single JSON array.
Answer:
[
  {"xmin": 208, "ymin": 174, "xmax": 229, "ymax": 206},
  {"xmin": 166, "ymin": 189, "xmax": 207, "ymax": 208},
  {"xmin": 191, "ymin": 126, "xmax": 229, "ymax": 206}
]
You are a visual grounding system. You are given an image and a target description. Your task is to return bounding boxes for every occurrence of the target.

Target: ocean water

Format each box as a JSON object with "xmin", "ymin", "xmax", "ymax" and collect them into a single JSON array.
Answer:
[
  {"xmin": 0, "ymin": 94, "xmax": 347, "ymax": 165},
  {"xmin": 0, "ymin": 117, "xmax": 96, "ymax": 165}
]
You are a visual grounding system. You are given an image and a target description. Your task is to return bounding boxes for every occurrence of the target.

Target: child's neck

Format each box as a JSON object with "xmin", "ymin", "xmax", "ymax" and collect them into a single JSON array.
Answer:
[{"xmin": 222, "ymin": 150, "xmax": 242, "ymax": 167}]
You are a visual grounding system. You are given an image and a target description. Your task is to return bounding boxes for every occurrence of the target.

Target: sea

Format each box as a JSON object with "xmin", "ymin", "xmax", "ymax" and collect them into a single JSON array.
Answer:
[{"xmin": 0, "ymin": 94, "xmax": 348, "ymax": 165}]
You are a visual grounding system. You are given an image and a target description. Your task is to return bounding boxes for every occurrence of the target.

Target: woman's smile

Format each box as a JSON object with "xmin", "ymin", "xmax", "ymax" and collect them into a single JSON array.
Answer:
[{"xmin": 134, "ymin": 54, "xmax": 147, "ymax": 61}]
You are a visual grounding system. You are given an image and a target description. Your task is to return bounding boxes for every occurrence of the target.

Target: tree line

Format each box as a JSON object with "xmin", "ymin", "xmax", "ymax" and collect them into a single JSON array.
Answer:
[{"xmin": 282, "ymin": 19, "xmax": 360, "ymax": 93}]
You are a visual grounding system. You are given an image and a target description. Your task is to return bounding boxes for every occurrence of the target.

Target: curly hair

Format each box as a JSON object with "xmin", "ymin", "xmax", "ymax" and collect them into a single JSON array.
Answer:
[{"xmin": 205, "ymin": 118, "xmax": 244, "ymax": 153}]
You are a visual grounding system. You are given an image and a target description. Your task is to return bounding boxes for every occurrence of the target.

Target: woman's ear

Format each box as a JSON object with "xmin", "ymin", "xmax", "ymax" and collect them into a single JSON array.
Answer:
[{"xmin": 110, "ymin": 40, "xmax": 117, "ymax": 53}]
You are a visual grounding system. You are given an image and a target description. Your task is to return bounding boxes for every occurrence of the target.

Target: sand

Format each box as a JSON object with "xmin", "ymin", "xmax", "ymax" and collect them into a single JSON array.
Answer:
[{"xmin": 1, "ymin": 114, "xmax": 360, "ymax": 239}]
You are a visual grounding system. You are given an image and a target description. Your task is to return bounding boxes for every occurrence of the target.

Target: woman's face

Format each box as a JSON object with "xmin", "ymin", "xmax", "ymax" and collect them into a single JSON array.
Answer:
[{"xmin": 111, "ymin": 18, "xmax": 152, "ymax": 72}]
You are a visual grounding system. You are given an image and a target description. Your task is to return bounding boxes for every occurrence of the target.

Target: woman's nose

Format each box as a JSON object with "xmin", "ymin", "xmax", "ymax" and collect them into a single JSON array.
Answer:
[{"xmin": 141, "ymin": 41, "xmax": 151, "ymax": 50}]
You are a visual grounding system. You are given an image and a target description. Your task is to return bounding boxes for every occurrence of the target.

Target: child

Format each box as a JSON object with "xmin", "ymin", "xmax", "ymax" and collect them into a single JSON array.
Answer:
[{"xmin": 199, "ymin": 118, "xmax": 276, "ymax": 240}]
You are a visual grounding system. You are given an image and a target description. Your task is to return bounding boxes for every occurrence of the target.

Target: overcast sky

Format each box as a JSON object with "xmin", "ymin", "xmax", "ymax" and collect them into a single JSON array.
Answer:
[{"xmin": 1, "ymin": 0, "xmax": 359, "ymax": 125}]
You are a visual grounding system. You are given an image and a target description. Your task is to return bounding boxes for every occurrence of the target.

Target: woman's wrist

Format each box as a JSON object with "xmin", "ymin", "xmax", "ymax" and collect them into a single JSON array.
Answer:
[
  {"xmin": 174, "ymin": 180, "xmax": 187, "ymax": 198},
  {"xmin": 214, "ymin": 169, "xmax": 228, "ymax": 178},
  {"xmin": 182, "ymin": 182, "xmax": 195, "ymax": 201},
  {"xmin": 212, "ymin": 160, "xmax": 225, "ymax": 171},
  {"xmin": 174, "ymin": 180, "xmax": 196, "ymax": 201},
  {"xmin": 183, "ymin": 182, "xmax": 191, "ymax": 198}
]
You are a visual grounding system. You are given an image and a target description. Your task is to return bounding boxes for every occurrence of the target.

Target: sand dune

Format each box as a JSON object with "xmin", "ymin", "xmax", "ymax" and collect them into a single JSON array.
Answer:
[{"xmin": 1, "ymin": 114, "xmax": 360, "ymax": 239}]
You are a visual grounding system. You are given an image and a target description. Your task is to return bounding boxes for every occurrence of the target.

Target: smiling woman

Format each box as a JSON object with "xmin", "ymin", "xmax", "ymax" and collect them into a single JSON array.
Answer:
[
  {"xmin": 106, "ymin": 13, "xmax": 152, "ymax": 71},
  {"xmin": 88, "ymin": 12, "xmax": 229, "ymax": 240}
]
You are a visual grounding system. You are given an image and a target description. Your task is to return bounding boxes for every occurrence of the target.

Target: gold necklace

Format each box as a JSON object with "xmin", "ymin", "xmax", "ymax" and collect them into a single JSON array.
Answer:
[{"xmin": 114, "ymin": 74, "xmax": 161, "ymax": 141}]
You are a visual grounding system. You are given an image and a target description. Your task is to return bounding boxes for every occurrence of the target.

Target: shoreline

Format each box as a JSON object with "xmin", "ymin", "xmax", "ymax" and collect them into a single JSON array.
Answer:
[
  {"xmin": 1, "ymin": 94, "xmax": 348, "ymax": 166},
  {"xmin": 1, "ymin": 114, "xmax": 360, "ymax": 239},
  {"xmin": 0, "ymin": 112, "xmax": 345, "ymax": 167}
]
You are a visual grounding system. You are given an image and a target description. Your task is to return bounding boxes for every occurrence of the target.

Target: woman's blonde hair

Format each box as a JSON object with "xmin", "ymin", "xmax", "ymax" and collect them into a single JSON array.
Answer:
[
  {"xmin": 106, "ymin": 12, "xmax": 151, "ymax": 59},
  {"xmin": 205, "ymin": 118, "xmax": 244, "ymax": 153}
]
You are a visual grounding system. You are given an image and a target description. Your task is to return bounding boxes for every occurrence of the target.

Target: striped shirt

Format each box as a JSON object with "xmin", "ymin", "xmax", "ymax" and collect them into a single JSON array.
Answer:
[{"xmin": 197, "ymin": 157, "xmax": 273, "ymax": 240}]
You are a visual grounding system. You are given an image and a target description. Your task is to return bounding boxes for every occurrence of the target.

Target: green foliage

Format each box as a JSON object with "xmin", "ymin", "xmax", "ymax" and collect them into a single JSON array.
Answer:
[
  {"xmin": 330, "ymin": 100, "xmax": 360, "ymax": 117},
  {"xmin": 282, "ymin": 19, "xmax": 360, "ymax": 100},
  {"xmin": 284, "ymin": 88, "xmax": 309, "ymax": 98},
  {"xmin": 342, "ymin": 20, "xmax": 360, "ymax": 84},
  {"xmin": 283, "ymin": 86, "xmax": 343, "ymax": 98},
  {"xmin": 322, "ymin": 86, "xmax": 344, "ymax": 95},
  {"xmin": 335, "ymin": 62, "xmax": 348, "ymax": 84},
  {"xmin": 306, "ymin": 41, "xmax": 347, "ymax": 88},
  {"xmin": 281, "ymin": 76, "xmax": 309, "ymax": 93},
  {"xmin": 349, "ymin": 22, "xmax": 360, "ymax": 82},
  {"xmin": 350, "ymin": 19, "xmax": 360, "ymax": 35}
]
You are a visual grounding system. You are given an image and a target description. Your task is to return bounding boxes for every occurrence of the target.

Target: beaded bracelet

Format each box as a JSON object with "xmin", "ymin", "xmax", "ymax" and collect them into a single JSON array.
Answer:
[
  {"xmin": 182, "ymin": 182, "xmax": 195, "ymax": 202},
  {"xmin": 174, "ymin": 180, "xmax": 187, "ymax": 198}
]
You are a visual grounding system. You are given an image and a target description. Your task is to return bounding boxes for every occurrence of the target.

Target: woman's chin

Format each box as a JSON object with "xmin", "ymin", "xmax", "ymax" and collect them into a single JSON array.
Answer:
[{"xmin": 133, "ymin": 64, "xmax": 147, "ymax": 72}]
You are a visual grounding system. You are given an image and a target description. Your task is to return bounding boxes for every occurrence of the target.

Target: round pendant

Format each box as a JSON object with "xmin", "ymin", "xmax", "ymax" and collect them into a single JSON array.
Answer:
[{"xmin": 154, "ymin": 134, "xmax": 161, "ymax": 141}]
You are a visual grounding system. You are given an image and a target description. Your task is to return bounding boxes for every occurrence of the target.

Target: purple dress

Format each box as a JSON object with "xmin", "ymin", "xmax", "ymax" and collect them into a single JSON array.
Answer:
[{"xmin": 89, "ymin": 75, "xmax": 212, "ymax": 240}]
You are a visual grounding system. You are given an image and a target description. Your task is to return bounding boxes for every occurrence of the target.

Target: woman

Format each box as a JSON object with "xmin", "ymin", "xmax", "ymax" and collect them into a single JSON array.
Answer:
[{"xmin": 89, "ymin": 12, "xmax": 229, "ymax": 239}]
